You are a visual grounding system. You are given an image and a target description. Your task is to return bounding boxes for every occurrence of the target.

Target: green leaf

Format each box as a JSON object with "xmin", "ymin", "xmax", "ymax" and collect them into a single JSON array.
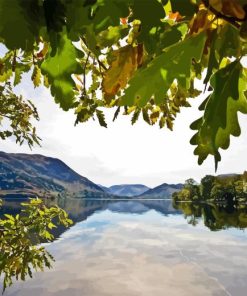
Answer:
[
  {"xmin": 41, "ymin": 30, "xmax": 83, "ymax": 110},
  {"xmin": 204, "ymin": 25, "xmax": 240, "ymax": 84},
  {"xmin": 4, "ymin": 214, "xmax": 15, "ymax": 221},
  {"xmin": 66, "ymin": 0, "xmax": 93, "ymax": 40},
  {"xmin": 113, "ymin": 106, "xmax": 121, "ymax": 121},
  {"xmin": 0, "ymin": 0, "xmax": 42, "ymax": 50},
  {"xmin": 131, "ymin": 108, "xmax": 141, "ymax": 125},
  {"xmin": 170, "ymin": 0, "xmax": 198, "ymax": 18},
  {"xmin": 96, "ymin": 109, "xmax": 107, "ymax": 127},
  {"xmin": 142, "ymin": 23, "xmax": 185, "ymax": 55},
  {"xmin": 96, "ymin": 25, "xmax": 129, "ymax": 48},
  {"xmin": 130, "ymin": 0, "xmax": 166, "ymax": 45},
  {"xmin": 92, "ymin": 0, "xmax": 130, "ymax": 33},
  {"xmin": 121, "ymin": 32, "xmax": 206, "ymax": 107},
  {"xmin": 66, "ymin": 0, "xmax": 129, "ymax": 41},
  {"xmin": 190, "ymin": 61, "xmax": 247, "ymax": 168}
]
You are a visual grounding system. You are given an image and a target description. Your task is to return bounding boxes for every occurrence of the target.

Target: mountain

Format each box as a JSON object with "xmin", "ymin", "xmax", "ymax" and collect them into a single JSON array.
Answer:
[
  {"xmin": 97, "ymin": 184, "xmax": 110, "ymax": 192},
  {"xmin": 0, "ymin": 152, "xmax": 105, "ymax": 198},
  {"xmin": 105, "ymin": 184, "xmax": 150, "ymax": 197},
  {"xmin": 138, "ymin": 183, "xmax": 183, "ymax": 198}
]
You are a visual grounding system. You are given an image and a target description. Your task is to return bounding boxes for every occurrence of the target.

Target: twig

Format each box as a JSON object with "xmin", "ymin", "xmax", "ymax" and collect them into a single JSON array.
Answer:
[
  {"xmin": 201, "ymin": 0, "xmax": 241, "ymax": 29},
  {"xmin": 97, "ymin": 58, "xmax": 107, "ymax": 71},
  {"xmin": 83, "ymin": 52, "xmax": 91, "ymax": 95}
]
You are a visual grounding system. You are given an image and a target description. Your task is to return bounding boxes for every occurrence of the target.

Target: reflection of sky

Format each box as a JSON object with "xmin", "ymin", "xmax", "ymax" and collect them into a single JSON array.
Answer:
[{"xmin": 3, "ymin": 203, "xmax": 247, "ymax": 296}]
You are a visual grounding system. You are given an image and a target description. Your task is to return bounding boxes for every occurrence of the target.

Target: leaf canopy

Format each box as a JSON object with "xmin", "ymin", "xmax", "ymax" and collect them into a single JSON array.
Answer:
[{"xmin": 1, "ymin": 0, "xmax": 247, "ymax": 167}]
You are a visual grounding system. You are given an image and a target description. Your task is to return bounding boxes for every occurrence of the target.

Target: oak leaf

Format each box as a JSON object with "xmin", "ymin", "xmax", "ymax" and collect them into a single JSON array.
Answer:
[{"xmin": 102, "ymin": 44, "xmax": 143, "ymax": 96}]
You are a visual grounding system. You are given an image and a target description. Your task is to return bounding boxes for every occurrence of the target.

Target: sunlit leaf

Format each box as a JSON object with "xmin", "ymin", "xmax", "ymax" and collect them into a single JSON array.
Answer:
[
  {"xmin": 121, "ymin": 33, "xmax": 206, "ymax": 107},
  {"xmin": 102, "ymin": 44, "xmax": 143, "ymax": 97},
  {"xmin": 191, "ymin": 61, "xmax": 247, "ymax": 168},
  {"xmin": 41, "ymin": 30, "xmax": 83, "ymax": 110}
]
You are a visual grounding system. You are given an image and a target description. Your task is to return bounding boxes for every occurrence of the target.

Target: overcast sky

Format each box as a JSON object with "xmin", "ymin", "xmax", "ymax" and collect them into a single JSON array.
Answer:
[{"xmin": 1, "ymin": 70, "xmax": 247, "ymax": 188}]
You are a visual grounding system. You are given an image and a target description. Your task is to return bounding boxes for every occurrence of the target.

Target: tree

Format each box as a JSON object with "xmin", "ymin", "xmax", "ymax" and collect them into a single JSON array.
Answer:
[
  {"xmin": 0, "ymin": 198, "xmax": 73, "ymax": 292},
  {"xmin": 0, "ymin": 82, "xmax": 40, "ymax": 147},
  {"xmin": 185, "ymin": 178, "xmax": 197, "ymax": 186},
  {"xmin": 1, "ymin": 0, "xmax": 247, "ymax": 167},
  {"xmin": 201, "ymin": 175, "xmax": 215, "ymax": 200}
]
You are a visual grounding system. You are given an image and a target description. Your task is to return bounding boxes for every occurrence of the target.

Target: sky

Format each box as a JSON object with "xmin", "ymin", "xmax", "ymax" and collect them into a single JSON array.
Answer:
[{"xmin": 1, "ymin": 69, "xmax": 247, "ymax": 188}]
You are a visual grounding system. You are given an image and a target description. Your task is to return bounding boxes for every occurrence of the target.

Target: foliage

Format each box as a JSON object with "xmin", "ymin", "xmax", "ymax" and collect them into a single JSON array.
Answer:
[
  {"xmin": 1, "ymin": 0, "xmax": 247, "ymax": 165},
  {"xmin": 0, "ymin": 198, "xmax": 73, "ymax": 292},
  {"xmin": 173, "ymin": 172, "xmax": 247, "ymax": 203},
  {"xmin": 173, "ymin": 178, "xmax": 200, "ymax": 201},
  {"xmin": 0, "ymin": 82, "xmax": 40, "ymax": 147}
]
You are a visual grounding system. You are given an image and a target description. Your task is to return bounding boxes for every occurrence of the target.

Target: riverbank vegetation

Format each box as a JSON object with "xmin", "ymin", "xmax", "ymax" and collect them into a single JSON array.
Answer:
[{"xmin": 173, "ymin": 172, "xmax": 247, "ymax": 204}]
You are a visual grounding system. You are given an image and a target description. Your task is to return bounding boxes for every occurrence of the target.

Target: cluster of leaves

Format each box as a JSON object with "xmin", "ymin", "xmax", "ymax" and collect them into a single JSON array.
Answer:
[
  {"xmin": 0, "ymin": 198, "xmax": 73, "ymax": 292},
  {"xmin": 173, "ymin": 172, "xmax": 247, "ymax": 203},
  {"xmin": 1, "ymin": 0, "xmax": 247, "ymax": 166},
  {"xmin": 0, "ymin": 82, "xmax": 40, "ymax": 147}
]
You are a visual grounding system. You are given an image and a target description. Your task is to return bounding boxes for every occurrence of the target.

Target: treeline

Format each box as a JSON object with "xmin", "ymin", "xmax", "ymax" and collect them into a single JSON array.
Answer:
[{"xmin": 173, "ymin": 172, "xmax": 247, "ymax": 204}]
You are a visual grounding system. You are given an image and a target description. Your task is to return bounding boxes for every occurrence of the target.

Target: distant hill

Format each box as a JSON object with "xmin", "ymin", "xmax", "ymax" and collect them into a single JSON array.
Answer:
[
  {"xmin": 97, "ymin": 184, "xmax": 110, "ymax": 193},
  {"xmin": 0, "ymin": 152, "xmax": 105, "ymax": 198},
  {"xmin": 138, "ymin": 183, "xmax": 183, "ymax": 198},
  {"xmin": 104, "ymin": 184, "xmax": 150, "ymax": 197}
]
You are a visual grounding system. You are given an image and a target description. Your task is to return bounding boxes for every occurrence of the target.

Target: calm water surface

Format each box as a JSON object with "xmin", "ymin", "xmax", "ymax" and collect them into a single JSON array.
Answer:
[{"xmin": 1, "ymin": 198, "xmax": 247, "ymax": 296}]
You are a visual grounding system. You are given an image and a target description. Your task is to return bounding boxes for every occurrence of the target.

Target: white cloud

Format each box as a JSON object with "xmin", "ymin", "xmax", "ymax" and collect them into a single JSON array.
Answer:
[{"xmin": 1, "ymin": 73, "xmax": 247, "ymax": 188}]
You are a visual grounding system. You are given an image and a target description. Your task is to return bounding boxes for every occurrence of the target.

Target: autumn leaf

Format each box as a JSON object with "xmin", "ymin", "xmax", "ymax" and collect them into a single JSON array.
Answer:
[
  {"xmin": 168, "ymin": 11, "xmax": 183, "ymax": 22},
  {"xmin": 36, "ymin": 43, "xmax": 49, "ymax": 60},
  {"xmin": 120, "ymin": 17, "xmax": 128, "ymax": 25},
  {"xmin": 102, "ymin": 44, "xmax": 144, "ymax": 97},
  {"xmin": 189, "ymin": 8, "xmax": 211, "ymax": 35}
]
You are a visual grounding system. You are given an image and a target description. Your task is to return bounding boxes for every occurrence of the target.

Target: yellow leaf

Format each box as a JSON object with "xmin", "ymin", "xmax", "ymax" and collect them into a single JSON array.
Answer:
[
  {"xmin": 102, "ymin": 44, "xmax": 143, "ymax": 96},
  {"xmin": 31, "ymin": 65, "xmax": 41, "ymax": 88},
  {"xmin": 189, "ymin": 9, "xmax": 210, "ymax": 35},
  {"xmin": 150, "ymin": 107, "xmax": 160, "ymax": 124},
  {"xmin": 37, "ymin": 42, "xmax": 49, "ymax": 59}
]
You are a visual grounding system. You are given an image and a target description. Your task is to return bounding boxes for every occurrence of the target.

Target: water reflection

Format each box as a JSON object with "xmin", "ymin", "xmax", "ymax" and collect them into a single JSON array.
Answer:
[
  {"xmin": 173, "ymin": 200, "xmax": 247, "ymax": 231},
  {"xmin": 0, "ymin": 198, "xmax": 180, "ymax": 240},
  {"xmin": 1, "ymin": 198, "xmax": 247, "ymax": 296}
]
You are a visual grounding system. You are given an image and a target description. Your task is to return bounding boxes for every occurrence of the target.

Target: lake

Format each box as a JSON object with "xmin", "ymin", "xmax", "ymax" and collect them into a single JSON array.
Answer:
[{"xmin": 1, "ymin": 198, "xmax": 247, "ymax": 296}]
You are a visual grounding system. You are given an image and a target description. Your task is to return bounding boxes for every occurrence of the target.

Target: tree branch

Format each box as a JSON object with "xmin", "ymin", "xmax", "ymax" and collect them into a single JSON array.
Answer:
[{"xmin": 201, "ymin": 0, "xmax": 241, "ymax": 29}]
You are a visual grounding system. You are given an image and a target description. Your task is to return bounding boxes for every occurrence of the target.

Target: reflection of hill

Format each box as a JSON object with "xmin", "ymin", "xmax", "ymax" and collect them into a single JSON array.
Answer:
[{"xmin": 0, "ymin": 198, "xmax": 180, "ymax": 239}]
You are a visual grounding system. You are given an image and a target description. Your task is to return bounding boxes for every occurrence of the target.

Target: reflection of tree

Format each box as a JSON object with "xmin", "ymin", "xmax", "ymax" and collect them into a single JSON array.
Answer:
[{"xmin": 174, "ymin": 202, "xmax": 247, "ymax": 231}]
